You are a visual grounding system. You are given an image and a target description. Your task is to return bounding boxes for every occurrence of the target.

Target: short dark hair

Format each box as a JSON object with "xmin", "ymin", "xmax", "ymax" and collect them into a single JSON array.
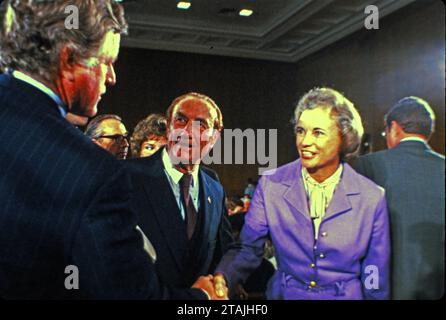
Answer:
[
  {"xmin": 0, "ymin": 0, "xmax": 127, "ymax": 81},
  {"xmin": 130, "ymin": 114, "xmax": 167, "ymax": 158},
  {"xmin": 293, "ymin": 87, "xmax": 364, "ymax": 160},
  {"xmin": 84, "ymin": 114, "xmax": 123, "ymax": 139},
  {"xmin": 385, "ymin": 96, "xmax": 435, "ymax": 139}
]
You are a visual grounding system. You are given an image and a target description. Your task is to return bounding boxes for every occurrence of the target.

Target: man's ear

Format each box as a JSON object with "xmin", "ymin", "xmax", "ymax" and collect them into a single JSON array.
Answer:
[
  {"xmin": 391, "ymin": 121, "xmax": 403, "ymax": 135},
  {"xmin": 58, "ymin": 45, "xmax": 75, "ymax": 82}
]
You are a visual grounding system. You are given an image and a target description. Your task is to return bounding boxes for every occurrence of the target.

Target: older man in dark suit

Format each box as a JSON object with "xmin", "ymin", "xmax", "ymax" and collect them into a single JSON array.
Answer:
[
  {"xmin": 125, "ymin": 92, "xmax": 233, "ymax": 299},
  {"xmin": 353, "ymin": 97, "xmax": 445, "ymax": 299},
  {"xmin": 0, "ymin": 0, "xmax": 216, "ymax": 299}
]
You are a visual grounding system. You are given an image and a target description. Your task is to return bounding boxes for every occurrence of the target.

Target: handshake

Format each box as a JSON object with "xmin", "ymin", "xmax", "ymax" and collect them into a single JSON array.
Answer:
[{"xmin": 192, "ymin": 273, "xmax": 229, "ymax": 300}]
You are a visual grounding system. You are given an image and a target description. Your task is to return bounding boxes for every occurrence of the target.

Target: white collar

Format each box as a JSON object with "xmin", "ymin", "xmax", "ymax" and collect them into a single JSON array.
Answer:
[
  {"xmin": 302, "ymin": 163, "xmax": 343, "ymax": 187},
  {"xmin": 12, "ymin": 70, "xmax": 67, "ymax": 118},
  {"xmin": 162, "ymin": 148, "xmax": 199, "ymax": 187},
  {"xmin": 400, "ymin": 137, "xmax": 427, "ymax": 144}
]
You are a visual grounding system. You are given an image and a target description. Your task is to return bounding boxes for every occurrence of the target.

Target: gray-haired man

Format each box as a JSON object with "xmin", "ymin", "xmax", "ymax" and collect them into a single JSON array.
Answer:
[
  {"xmin": 85, "ymin": 114, "xmax": 129, "ymax": 160},
  {"xmin": 0, "ymin": 0, "xmax": 217, "ymax": 299}
]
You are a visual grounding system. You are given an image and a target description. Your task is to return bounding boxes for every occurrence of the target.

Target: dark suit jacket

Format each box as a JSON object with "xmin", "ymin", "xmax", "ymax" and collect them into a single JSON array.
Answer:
[
  {"xmin": 0, "ymin": 74, "xmax": 205, "ymax": 299},
  {"xmin": 353, "ymin": 141, "xmax": 445, "ymax": 299},
  {"xmin": 125, "ymin": 149, "xmax": 233, "ymax": 289}
]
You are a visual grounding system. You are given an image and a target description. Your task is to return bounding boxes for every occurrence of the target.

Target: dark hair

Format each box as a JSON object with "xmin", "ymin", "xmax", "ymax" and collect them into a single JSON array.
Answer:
[
  {"xmin": 166, "ymin": 92, "xmax": 224, "ymax": 131},
  {"xmin": 130, "ymin": 114, "xmax": 167, "ymax": 158},
  {"xmin": 0, "ymin": 0, "xmax": 127, "ymax": 81},
  {"xmin": 385, "ymin": 96, "xmax": 435, "ymax": 139},
  {"xmin": 84, "ymin": 114, "xmax": 123, "ymax": 139},
  {"xmin": 293, "ymin": 87, "xmax": 364, "ymax": 160}
]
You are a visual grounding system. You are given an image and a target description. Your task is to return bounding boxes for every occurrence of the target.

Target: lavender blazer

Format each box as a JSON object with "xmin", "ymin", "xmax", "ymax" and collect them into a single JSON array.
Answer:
[{"xmin": 216, "ymin": 160, "xmax": 390, "ymax": 300}]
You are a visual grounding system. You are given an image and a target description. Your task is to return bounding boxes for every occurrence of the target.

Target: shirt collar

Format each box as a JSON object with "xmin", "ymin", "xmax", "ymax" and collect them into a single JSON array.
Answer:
[
  {"xmin": 400, "ymin": 137, "xmax": 427, "ymax": 144},
  {"xmin": 302, "ymin": 163, "xmax": 343, "ymax": 187},
  {"xmin": 162, "ymin": 148, "xmax": 199, "ymax": 187},
  {"xmin": 12, "ymin": 70, "xmax": 67, "ymax": 118}
]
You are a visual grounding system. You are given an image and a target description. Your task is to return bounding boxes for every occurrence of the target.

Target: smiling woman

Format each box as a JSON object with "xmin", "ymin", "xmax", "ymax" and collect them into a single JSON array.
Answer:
[
  {"xmin": 215, "ymin": 87, "xmax": 391, "ymax": 300},
  {"xmin": 296, "ymin": 107, "xmax": 343, "ymax": 183}
]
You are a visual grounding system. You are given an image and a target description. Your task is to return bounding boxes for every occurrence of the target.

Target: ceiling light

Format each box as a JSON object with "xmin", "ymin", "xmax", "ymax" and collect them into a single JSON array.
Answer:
[
  {"xmin": 239, "ymin": 9, "xmax": 253, "ymax": 17},
  {"xmin": 177, "ymin": 2, "xmax": 191, "ymax": 10}
]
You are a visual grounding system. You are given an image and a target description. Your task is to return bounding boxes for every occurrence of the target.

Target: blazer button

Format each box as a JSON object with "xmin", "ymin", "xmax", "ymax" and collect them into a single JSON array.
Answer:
[
  {"xmin": 310, "ymin": 263, "xmax": 316, "ymax": 268},
  {"xmin": 319, "ymin": 253, "xmax": 325, "ymax": 258},
  {"xmin": 321, "ymin": 232, "xmax": 327, "ymax": 237},
  {"xmin": 309, "ymin": 281, "xmax": 317, "ymax": 288}
]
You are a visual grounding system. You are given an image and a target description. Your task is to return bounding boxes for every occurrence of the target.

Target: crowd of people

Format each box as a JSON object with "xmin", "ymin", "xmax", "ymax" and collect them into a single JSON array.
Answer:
[{"xmin": 0, "ymin": 0, "xmax": 444, "ymax": 300}]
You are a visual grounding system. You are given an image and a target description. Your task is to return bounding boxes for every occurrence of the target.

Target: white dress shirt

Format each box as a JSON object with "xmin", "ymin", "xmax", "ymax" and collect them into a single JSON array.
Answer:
[{"xmin": 162, "ymin": 149, "xmax": 200, "ymax": 220}]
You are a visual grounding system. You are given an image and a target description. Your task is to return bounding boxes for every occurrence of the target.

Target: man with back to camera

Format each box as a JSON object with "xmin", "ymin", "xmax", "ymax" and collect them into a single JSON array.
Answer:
[{"xmin": 353, "ymin": 96, "xmax": 445, "ymax": 299}]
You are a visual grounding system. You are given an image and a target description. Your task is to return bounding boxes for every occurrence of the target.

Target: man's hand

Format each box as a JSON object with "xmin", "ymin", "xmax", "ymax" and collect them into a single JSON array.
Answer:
[
  {"xmin": 213, "ymin": 273, "xmax": 229, "ymax": 299},
  {"xmin": 192, "ymin": 275, "xmax": 228, "ymax": 300}
]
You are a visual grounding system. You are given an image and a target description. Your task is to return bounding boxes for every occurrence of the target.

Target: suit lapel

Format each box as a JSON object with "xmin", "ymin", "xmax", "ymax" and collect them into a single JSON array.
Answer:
[
  {"xmin": 283, "ymin": 161, "xmax": 312, "ymax": 222},
  {"xmin": 281, "ymin": 161, "xmax": 360, "ymax": 223},
  {"xmin": 138, "ymin": 154, "xmax": 188, "ymax": 270},
  {"xmin": 323, "ymin": 164, "xmax": 359, "ymax": 221},
  {"xmin": 323, "ymin": 182, "xmax": 352, "ymax": 221},
  {"xmin": 196, "ymin": 170, "xmax": 221, "ymax": 259},
  {"xmin": 200, "ymin": 170, "xmax": 222, "ymax": 240}
]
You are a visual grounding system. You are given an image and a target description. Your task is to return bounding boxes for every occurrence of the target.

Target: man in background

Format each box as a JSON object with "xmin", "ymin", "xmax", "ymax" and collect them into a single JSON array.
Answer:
[
  {"xmin": 85, "ymin": 114, "xmax": 129, "ymax": 159},
  {"xmin": 354, "ymin": 96, "xmax": 445, "ymax": 299}
]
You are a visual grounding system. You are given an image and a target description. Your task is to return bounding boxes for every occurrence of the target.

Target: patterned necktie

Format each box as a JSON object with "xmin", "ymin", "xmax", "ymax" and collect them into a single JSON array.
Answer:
[{"xmin": 179, "ymin": 173, "xmax": 197, "ymax": 239}]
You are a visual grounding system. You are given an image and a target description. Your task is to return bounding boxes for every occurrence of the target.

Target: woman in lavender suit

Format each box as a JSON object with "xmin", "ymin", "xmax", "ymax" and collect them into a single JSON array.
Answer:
[{"xmin": 215, "ymin": 88, "xmax": 390, "ymax": 300}]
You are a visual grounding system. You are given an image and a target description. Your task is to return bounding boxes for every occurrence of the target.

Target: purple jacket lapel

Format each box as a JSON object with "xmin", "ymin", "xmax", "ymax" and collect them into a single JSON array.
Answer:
[
  {"xmin": 282, "ymin": 161, "xmax": 312, "ymax": 222},
  {"xmin": 324, "ymin": 163, "xmax": 360, "ymax": 221}
]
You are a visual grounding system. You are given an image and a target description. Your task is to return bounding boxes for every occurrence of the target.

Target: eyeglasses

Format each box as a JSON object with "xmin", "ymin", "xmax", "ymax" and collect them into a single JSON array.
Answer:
[{"xmin": 97, "ymin": 134, "xmax": 128, "ymax": 143}]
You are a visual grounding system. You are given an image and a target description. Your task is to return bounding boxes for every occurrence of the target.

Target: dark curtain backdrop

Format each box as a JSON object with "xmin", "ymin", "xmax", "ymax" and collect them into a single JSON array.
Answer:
[{"xmin": 97, "ymin": 0, "xmax": 444, "ymax": 196}]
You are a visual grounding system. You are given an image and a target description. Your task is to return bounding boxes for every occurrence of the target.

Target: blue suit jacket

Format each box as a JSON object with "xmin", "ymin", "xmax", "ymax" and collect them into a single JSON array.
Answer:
[
  {"xmin": 125, "ymin": 150, "xmax": 234, "ymax": 289},
  {"xmin": 353, "ymin": 141, "xmax": 445, "ymax": 299},
  {"xmin": 217, "ymin": 160, "xmax": 390, "ymax": 300},
  {"xmin": 0, "ymin": 74, "xmax": 205, "ymax": 299}
]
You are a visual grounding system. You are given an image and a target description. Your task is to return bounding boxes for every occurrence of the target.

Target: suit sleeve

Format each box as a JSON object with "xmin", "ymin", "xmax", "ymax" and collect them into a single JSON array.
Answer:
[
  {"xmin": 361, "ymin": 194, "xmax": 391, "ymax": 300},
  {"xmin": 208, "ymin": 189, "xmax": 235, "ymax": 275},
  {"xmin": 69, "ymin": 165, "xmax": 207, "ymax": 300},
  {"xmin": 215, "ymin": 176, "xmax": 269, "ymax": 296},
  {"xmin": 217, "ymin": 192, "xmax": 235, "ymax": 254}
]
